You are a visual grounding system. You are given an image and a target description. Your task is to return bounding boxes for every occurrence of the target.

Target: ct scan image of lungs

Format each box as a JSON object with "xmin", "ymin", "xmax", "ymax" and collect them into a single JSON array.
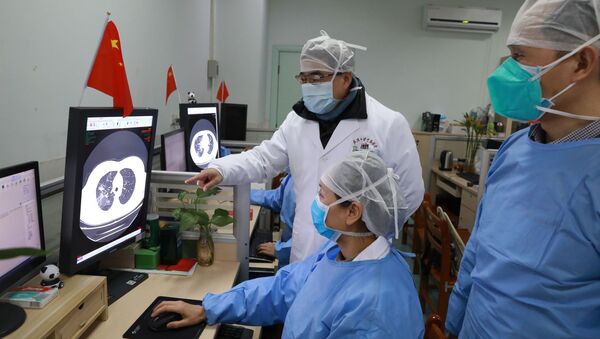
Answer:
[
  {"xmin": 189, "ymin": 119, "xmax": 218, "ymax": 167},
  {"xmin": 80, "ymin": 131, "xmax": 148, "ymax": 243}
]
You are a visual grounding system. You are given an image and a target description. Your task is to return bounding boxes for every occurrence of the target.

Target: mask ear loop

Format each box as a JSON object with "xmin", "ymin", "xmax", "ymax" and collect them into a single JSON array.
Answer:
[
  {"xmin": 531, "ymin": 33, "xmax": 600, "ymax": 81},
  {"xmin": 387, "ymin": 168, "xmax": 401, "ymax": 239}
]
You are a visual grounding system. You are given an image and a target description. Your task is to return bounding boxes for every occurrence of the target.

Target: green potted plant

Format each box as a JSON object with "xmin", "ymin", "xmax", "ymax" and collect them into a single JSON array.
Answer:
[
  {"xmin": 172, "ymin": 187, "xmax": 234, "ymax": 266},
  {"xmin": 457, "ymin": 109, "xmax": 495, "ymax": 173}
]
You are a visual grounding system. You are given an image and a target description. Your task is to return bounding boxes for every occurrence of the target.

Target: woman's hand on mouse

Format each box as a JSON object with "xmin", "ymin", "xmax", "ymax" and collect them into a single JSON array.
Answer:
[
  {"xmin": 258, "ymin": 242, "xmax": 276, "ymax": 257},
  {"xmin": 151, "ymin": 300, "xmax": 207, "ymax": 329}
]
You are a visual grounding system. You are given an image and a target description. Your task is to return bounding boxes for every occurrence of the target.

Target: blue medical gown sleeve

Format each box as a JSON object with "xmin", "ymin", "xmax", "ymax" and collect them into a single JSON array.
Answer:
[
  {"xmin": 569, "ymin": 174, "xmax": 600, "ymax": 253},
  {"xmin": 275, "ymin": 238, "xmax": 292, "ymax": 265},
  {"xmin": 202, "ymin": 250, "xmax": 317, "ymax": 326},
  {"xmin": 249, "ymin": 188, "xmax": 283, "ymax": 212},
  {"xmin": 445, "ymin": 197, "xmax": 484, "ymax": 335}
]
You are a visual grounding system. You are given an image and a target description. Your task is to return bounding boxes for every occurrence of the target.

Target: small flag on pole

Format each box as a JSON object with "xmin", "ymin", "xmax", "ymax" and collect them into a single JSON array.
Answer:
[
  {"xmin": 216, "ymin": 81, "xmax": 229, "ymax": 103},
  {"xmin": 85, "ymin": 20, "xmax": 133, "ymax": 117},
  {"xmin": 166, "ymin": 65, "xmax": 178, "ymax": 104}
]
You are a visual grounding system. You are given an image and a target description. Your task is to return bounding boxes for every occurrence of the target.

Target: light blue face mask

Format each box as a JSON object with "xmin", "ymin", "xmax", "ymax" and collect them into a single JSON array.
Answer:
[
  {"xmin": 487, "ymin": 33, "xmax": 600, "ymax": 122},
  {"xmin": 311, "ymin": 195, "xmax": 371, "ymax": 242},
  {"xmin": 301, "ymin": 80, "xmax": 340, "ymax": 115}
]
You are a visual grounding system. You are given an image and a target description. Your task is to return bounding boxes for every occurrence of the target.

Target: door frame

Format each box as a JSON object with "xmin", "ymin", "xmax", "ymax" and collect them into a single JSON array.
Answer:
[{"xmin": 269, "ymin": 45, "xmax": 302, "ymax": 128}]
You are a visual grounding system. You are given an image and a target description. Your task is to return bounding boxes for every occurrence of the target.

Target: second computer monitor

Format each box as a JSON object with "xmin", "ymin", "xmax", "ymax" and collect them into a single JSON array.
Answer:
[
  {"xmin": 220, "ymin": 103, "xmax": 247, "ymax": 141},
  {"xmin": 179, "ymin": 103, "xmax": 220, "ymax": 172},
  {"xmin": 160, "ymin": 129, "xmax": 186, "ymax": 172},
  {"xmin": 60, "ymin": 107, "xmax": 158, "ymax": 275}
]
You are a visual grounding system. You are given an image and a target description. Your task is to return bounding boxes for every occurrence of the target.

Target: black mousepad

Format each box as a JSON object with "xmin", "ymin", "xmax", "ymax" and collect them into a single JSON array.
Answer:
[{"xmin": 123, "ymin": 296, "xmax": 205, "ymax": 338}]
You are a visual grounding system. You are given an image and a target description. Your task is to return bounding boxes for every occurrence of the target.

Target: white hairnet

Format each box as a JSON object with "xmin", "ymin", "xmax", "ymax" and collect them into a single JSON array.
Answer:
[
  {"xmin": 507, "ymin": 0, "xmax": 600, "ymax": 51},
  {"xmin": 321, "ymin": 150, "xmax": 407, "ymax": 239},
  {"xmin": 300, "ymin": 30, "xmax": 366, "ymax": 73}
]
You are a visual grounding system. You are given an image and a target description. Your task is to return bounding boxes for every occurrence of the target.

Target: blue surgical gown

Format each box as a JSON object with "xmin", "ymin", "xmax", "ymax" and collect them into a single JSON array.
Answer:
[
  {"xmin": 250, "ymin": 175, "xmax": 295, "ymax": 265},
  {"xmin": 203, "ymin": 242, "xmax": 424, "ymax": 338},
  {"xmin": 446, "ymin": 127, "xmax": 600, "ymax": 338}
]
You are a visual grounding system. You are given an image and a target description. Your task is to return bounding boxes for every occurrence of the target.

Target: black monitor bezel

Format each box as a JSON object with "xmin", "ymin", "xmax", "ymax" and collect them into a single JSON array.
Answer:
[
  {"xmin": 160, "ymin": 129, "xmax": 186, "ymax": 171},
  {"xmin": 59, "ymin": 107, "xmax": 158, "ymax": 275},
  {"xmin": 220, "ymin": 103, "xmax": 248, "ymax": 141},
  {"xmin": 0, "ymin": 161, "xmax": 46, "ymax": 293},
  {"xmin": 179, "ymin": 103, "xmax": 220, "ymax": 172}
]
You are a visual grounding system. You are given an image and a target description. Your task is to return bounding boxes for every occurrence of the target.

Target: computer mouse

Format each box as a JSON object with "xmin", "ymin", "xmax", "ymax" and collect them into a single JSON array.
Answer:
[{"xmin": 147, "ymin": 311, "xmax": 183, "ymax": 332}]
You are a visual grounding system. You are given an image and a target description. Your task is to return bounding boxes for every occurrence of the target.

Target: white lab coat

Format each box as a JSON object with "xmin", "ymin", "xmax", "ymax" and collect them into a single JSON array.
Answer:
[{"xmin": 209, "ymin": 93, "xmax": 424, "ymax": 262}]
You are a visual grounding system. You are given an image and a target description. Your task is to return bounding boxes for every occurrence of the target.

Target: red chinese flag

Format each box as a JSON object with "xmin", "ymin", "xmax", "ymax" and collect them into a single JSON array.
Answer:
[
  {"xmin": 165, "ymin": 65, "xmax": 177, "ymax": 104},
  {"xmin": 86, "ymin": 21, "xmax": 133, "ymax": 117},
  {"xmin": 216, "ymin": 81, "xmax": 229, "ymax": 103}
]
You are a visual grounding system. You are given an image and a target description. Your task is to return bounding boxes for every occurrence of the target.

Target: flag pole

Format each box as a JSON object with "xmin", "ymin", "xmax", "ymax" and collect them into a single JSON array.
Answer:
[
  {"xmin": 171, "ymin": 65, "xmax": 182, "ymax": 104},
  {"xmin": 78, "ymin": 12, "xmax": 111, "ymax": 107}
]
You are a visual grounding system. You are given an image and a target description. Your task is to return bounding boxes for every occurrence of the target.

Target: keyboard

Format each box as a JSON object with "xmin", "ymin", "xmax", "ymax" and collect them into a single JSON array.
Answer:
[
  {"xmin": 457, "ymin": 172, "xmax": 480, "ymax": 185},
  {"xmin": 249, "ymin": 229, "xmax": 275, "ymax": 263},
  {"xmin": 216, "ymin": 324, "xmax": 254, "ymax": 339}
]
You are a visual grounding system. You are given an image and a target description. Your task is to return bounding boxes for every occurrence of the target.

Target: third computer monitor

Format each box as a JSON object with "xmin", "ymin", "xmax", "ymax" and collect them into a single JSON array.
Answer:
[
  {"xmin": 179, "ymin": 103, "xmax": 220, "ymax": 172},
  {"xmin": 220, "ymin": 103, "xmax": 247, "ymax": 141}
]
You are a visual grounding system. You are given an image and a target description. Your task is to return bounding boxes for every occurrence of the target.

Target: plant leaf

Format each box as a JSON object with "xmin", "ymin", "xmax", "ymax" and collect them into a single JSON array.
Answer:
[
  {"xmin": 213, "ymin": 208, "xmax": 229, "ymax": 217},
  {"xmin": 211, "ymin": 214, "xmax": 235, "ymax": 227},
  {"xmin": 193, "ymin": 197, "xmax": 206, "ymax": 205},
  {"xmin": 172, "ymin": 208, "xmax": 182, "ymax": 220},
  {"xmin": 0, "ymin": 248, "xmax": 46, "ymax": 259},
  {"xmin": 180, "ymin": 212, "xmax": 200, "ymax": 230},
  {"xmin": 196, "ymin": 210, "xmax": 210, "ymax": 226},
  {"xmin": 177, "ymin": 191, "xmax": 187, "ymax": 202}
]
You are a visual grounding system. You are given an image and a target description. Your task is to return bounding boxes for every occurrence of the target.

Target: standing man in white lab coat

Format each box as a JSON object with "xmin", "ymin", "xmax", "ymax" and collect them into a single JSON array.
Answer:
[{"xmin": 187, "ymin": 31, "xmax": 424, "ymax": 262}]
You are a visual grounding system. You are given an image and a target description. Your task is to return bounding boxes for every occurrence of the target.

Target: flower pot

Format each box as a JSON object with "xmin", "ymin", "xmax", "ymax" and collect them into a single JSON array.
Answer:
[{"xmin": 196, "ymin": 230, "xmax": 214, "ymax": 266}]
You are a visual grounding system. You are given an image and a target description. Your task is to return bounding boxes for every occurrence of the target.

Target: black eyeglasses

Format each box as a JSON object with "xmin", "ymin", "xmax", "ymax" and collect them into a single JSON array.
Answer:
[{"xmin": 294, "ymin": 72, "xmax": 342, "ymax": 84}]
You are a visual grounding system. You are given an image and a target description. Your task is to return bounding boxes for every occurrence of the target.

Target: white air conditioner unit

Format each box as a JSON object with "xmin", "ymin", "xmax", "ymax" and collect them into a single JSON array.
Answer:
[{"xmin": 424, "ymin": 5, "xmax": 502, "ymax": 34}]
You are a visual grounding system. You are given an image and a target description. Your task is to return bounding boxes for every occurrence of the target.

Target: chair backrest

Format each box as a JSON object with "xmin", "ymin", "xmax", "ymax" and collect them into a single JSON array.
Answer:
[
  {"xmin": 424, "ymin": 202, "xmax": 452, "ymax": 279},
  {"xmin": 413, "ymin": 192, "xmax": 432, "ymax": 231},
  {"xmin": 425, "ymin": 314, "xmax": 447, "ymax": 339},
  {"xmin": 438, "ymin": 207, "xmax": 465, "ymax": 255}
]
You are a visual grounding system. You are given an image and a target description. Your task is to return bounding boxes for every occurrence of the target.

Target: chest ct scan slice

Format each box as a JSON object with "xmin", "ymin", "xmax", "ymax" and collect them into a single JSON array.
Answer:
[
  {"xmin": 80, "ymin": 156, "xmax": 146, "ymax": 242},
  {"xmin": 190, "ymin": 129, "xmax": 218, "ymax": 167}
]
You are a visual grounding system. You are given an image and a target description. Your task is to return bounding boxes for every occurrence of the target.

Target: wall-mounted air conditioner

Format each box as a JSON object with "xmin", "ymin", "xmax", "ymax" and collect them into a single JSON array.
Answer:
[{"xmin": 424, "ymin": 5, "xmax": 502, "ymax": 34}]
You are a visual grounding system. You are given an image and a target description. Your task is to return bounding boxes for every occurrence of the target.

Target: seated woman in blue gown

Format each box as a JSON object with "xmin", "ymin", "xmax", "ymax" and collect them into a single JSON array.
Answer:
[{"xmin": 151, "ymin": 150, "xmax": 424, "ymax": 339}]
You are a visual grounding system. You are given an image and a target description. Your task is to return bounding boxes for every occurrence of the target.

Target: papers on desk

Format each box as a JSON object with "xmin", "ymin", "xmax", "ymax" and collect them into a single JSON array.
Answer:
[{"xmin": 118, "ymin": 258, "xmax": 198, "ymax": 276}]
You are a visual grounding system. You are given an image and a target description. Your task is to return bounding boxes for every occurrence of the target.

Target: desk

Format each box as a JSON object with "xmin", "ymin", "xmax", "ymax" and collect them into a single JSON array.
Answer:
[
  {"xmin": 82, "ymin": 261, "xmax": 260, "ymax": 339},
  {"xmin": 430, "ymin": 166, "xmax": 479, "ymax": 231}
]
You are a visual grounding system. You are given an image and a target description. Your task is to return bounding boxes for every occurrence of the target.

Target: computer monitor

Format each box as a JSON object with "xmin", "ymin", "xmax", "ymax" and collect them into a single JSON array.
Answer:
[
  {"xmin": 0, "ymin": 161, "xmax": 46, "ymax": 335},
  {"xmin": 220, "ymin": 103, "xmax": 248, "ymax": 141},
  {"xmin": 60, "ymin": 107, "xmax": 158, "ymax": 275},
  {"xmin": 179, "ymin": 103, "xmax": 220, "ymax": 171},
  {"xmin": 160, "ymin": 129, "xmax": 186, "ymax": 172}
]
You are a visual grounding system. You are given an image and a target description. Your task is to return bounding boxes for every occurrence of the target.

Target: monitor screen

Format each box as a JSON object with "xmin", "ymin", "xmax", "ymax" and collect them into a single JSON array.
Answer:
[
  {"xmin": 60, "ymin": 108, "xmax": 158, "ymax": 275},
  {"xmin": 0, "ymin": 162, "xmax": 45, "ymax": 292},
  {"xmin": 160, "ymin": 129, "xmax": 186, "ymax": 172},
  {"xmin": 179, "ymin": 103, "xmax": 220, "ymax": 171},
  {"xmin": 220, "ymin": 103, "xmax": 247, "ymax": 141}
]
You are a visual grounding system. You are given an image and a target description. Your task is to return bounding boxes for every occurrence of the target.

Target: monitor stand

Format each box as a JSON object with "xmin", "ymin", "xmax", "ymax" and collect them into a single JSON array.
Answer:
[
  {"xmin": 82, "ymin": 264, "xmax": 148, "ymax": 305},
  {"xmin": 0, "ymin": 302, "xmax": 26, "ymax": 336}
]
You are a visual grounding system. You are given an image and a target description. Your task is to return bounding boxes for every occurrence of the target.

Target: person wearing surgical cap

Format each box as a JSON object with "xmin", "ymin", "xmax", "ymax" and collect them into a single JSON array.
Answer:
[
  {"xmin": 151, "ymin": 151, "xmax": 424, "ymax": 339},
  {"xmin": 186, "ymin": 30, "xmax": 424, "ymax": 263},
  {"xmin": 447, "ymin": 1, "xmax": 600, "ymax": 338}
]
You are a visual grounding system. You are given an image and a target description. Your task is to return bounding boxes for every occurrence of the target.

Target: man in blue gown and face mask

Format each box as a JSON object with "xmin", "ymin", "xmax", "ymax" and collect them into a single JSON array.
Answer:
[{"xmin": 446, "ymin": 0, "xmax": 600, "ymax": 338}]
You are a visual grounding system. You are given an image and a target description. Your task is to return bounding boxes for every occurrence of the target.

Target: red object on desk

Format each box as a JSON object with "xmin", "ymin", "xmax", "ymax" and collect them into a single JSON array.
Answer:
[
  {"xmin": 227, "ymin": 208, "xmax": 253, "ymax": 220},
  {"xmin": 157, "ymin": 258, "xmax": 196, "ymax": 272}
]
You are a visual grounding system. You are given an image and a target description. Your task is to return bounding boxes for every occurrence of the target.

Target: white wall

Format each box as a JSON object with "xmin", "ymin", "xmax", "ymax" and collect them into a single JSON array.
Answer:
[
  {"xmin": 214, "ymin": 0, "xmax": 269, "ymax": 128},
  {"xmin": 265, "ymin": 0, "xmax": 524, "ymax": 129},
  {"xmin": 0, "ymin": 0, "xmax": 212, "ymax": 181}
]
